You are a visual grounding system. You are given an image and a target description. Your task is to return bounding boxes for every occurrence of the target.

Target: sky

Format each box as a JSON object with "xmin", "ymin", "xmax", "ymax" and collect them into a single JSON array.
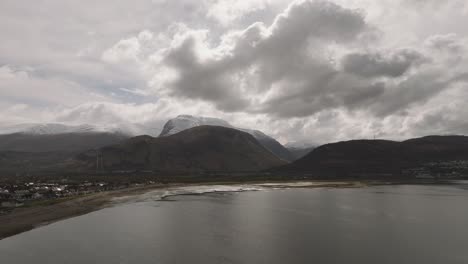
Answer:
[{"xmin": 1, "ymin": 0, "xmax": 468, "ymax": 144}]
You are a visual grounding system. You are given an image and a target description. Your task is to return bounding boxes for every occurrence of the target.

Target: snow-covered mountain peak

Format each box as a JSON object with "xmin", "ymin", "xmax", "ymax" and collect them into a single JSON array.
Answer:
[
  {"xmin": 160, "ymin": 115, "xmax": 233, "ymax": 137},
  {"xmin": 159, "ymin": 115, "xmax": 295, "ymax": 161}
]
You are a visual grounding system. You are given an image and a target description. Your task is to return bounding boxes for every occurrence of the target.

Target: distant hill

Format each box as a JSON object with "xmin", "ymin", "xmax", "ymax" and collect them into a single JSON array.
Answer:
[
  {"xmin": 159, "ymin": 115, "xmax": 294, "ymax": 162},
  {"xmin": 401, "ymin": 136, "xmax": 468, "ymax": 162},
  {"xmin": 0, "ymin": 132, "xmax": 128, "ymax": 153},
  {"xmin": 0, "ymin": 132, "xmax": 129, "ymax": 174},
  {"xmin": 276, "ymin": 135, "xmax": 468, "ymax": 178},
  {"xmin": 76, "ymin": 126, "xmax": 287, "ymax": 172}
]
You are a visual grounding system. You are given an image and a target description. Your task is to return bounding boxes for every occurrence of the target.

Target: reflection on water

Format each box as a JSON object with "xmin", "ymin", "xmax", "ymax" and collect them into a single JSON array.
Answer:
[{"xmin": 1, "ymin": 182, "xmax": 468, "ymax": 264}]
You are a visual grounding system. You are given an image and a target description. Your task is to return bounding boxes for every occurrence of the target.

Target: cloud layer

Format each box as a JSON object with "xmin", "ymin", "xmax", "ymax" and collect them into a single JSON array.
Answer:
[{"xmin": 1, "ymin": 0, "xmax": 468, "ymax": 144}]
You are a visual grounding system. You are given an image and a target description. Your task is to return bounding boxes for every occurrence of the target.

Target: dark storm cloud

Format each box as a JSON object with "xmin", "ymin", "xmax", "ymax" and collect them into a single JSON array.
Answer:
[
  {"xmin": 164, "ymin": 35, "xmax": 251, "ymax": 112},
  {"xmin": 341, "ymin": 49, "xmax": 426, "ymax": 78},
  {"xmin": 2, "ymin": 0, "xmax": 468, "ymax": 144},
  {"xmin": 371, "ymin": 71, "xmax": 468, "ymax": 117},
  {"xmin": 343, "ymin": 82, "xmax": 386, "ymax": 108},
  {"xmin": 260, "ymin": 45, "xmax": 468, "ymax": 119},
  {"xmin": 260, "ymin": 77, "xmax": 387, "ymax": 118},
  {"xmin": 160, "ymin": 0, "xmax": 468, "ymax": 120},
  {"xmin": 162, "ymin": 0, "xmax": 371, "ymax": 112}
]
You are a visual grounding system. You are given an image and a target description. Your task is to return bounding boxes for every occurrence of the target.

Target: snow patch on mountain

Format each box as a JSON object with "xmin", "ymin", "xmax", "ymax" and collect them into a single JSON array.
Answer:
[{"xmin": 0, "ymin": 123, "xmax": 162, "ymax": 137}]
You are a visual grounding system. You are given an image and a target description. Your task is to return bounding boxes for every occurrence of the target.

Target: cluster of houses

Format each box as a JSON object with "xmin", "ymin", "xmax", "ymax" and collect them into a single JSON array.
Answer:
[
  {"xmin": 426, "ymin": 160, "xmax": 468, "ymax": 170},
  {"xmin": 403, "ymin": 160, "xmax": 468, "ymax": 179},
  {"xmin": 0, "ymin": 181, "xmax": 126, "ymax": 213}
]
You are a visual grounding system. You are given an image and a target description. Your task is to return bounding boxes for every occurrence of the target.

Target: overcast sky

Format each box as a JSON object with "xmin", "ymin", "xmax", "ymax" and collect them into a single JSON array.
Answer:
[{"xmin": 1, "ymin": 0, "xmax": 467, "ymax": 143}]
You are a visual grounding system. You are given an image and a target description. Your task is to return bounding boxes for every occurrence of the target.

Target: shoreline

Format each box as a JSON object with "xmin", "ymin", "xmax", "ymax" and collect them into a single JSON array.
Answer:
[
  {"xmin": 0, "ymin": 183, "xmax": 173, "ymax": 240},
  {"xmin": 0, "ymin": 179, "xmax": 454, "ymax": 240}
]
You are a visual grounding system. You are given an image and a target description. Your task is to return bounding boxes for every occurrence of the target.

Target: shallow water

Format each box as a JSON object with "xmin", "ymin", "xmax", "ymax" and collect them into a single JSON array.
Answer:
[{"xmin": 1, "ymin": 182, "xmax": 468, "ymax": 264}]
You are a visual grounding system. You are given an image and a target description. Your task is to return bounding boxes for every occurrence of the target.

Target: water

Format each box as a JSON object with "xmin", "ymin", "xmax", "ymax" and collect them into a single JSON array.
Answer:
[{"xmin": 1, "ymin": 182, "xmax": 468, "ymax": 264}]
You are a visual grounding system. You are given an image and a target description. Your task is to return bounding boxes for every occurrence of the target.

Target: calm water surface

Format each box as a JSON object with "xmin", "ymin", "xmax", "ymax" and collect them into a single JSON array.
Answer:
[{"xmin": 1, "ymin": 182, "xmax": 468, "ymax": 264}]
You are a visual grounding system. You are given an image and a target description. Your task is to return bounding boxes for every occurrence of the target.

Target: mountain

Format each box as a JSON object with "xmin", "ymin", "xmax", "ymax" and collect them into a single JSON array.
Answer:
[
  {"xmin": 0, "ymin": 132, "xmax": 128, "ymax": 153},
  {"xmin": 0, "ymin": 132, "xmax": 130, "ymax": 174},
  {"xmin": 159, "ymin": 115, "xmax": 294, "ymax": 162},
  {"xmin": 0, "ymin": 124, "xmax": 132, "ymax": 174},
  {"xmin": 0, "ymin": 122, "xmax": 163, "ymax": 137},
  {"xmin": 285, "ymin": 142, "xmax": 317, "ymax": 160},
  {"xmin": 76, "ymin": 126, "xmax": 287, "ymax": 172},
  {"xmin": 0, "ymin": 119, "xmax": 294, "ymax": 162},
  {"xmin": 277, "ymin": 135, "xmax": 468, "ymax": 178}
]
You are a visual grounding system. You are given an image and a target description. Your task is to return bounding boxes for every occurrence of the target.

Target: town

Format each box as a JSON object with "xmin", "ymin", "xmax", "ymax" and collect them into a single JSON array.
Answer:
[{"xmin": 0, "ymin": 179, "xmax": 156, "ymax": 214}]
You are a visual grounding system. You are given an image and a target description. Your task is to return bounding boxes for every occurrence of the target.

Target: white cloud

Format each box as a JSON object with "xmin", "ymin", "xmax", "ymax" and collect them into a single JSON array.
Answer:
[
  {"xmin": 0, "ymin": 65, "xmax": 111, "ymax": 106},
  {"xmin": 207, "ymin": 0, "xmax": 271, "ymax": 26},
  {"xmin": 117, "ymin": 0, "xmax": 465, "ymax": 123},
  {"xmin": 1, "ymin": 0, "xmax": 468, "ymax": 144}
]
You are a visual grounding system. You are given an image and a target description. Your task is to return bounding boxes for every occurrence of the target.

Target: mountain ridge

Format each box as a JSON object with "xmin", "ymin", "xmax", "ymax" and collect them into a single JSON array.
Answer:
[{"xmin": 276, "ymin": 135, "xmax": 468, "ymax": 178}]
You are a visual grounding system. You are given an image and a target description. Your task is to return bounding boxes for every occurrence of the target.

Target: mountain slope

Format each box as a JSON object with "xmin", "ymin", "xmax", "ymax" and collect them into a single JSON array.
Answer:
[
  {"xmin": 77, "ymin": 126, "xmax": 287, "ymax": 172},
  {"xmin": 159, "ymin": 115, "xmax": 294, "ymax": 162},
  {"xmin": 0, "ymin": 132, "xmax": 129, "ymax": 153},
  {"xmin": 277, "ymin": 136, "xmax": 468, "ymax": 178},
  {"xmin": 288, "ymin": 147, "xmax": 314, "ymax": 160},
  {"xmin": 287, "ymin": 147, "xmax": 315, "ymax": 160},
  {"xmin": 285, "ymin": 142, "xmax": 317, "ymax": 160}
]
